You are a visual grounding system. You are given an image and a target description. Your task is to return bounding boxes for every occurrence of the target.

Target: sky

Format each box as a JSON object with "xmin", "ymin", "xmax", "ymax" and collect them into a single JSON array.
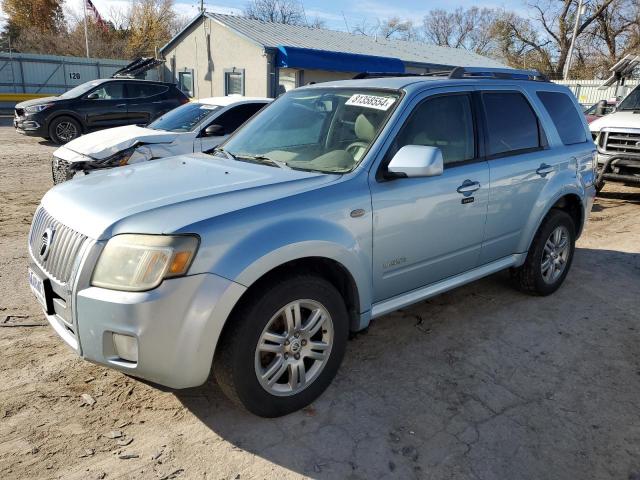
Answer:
[{"xmin": 57, "ymin": 0, "xmax": 532, "ymax": 32}]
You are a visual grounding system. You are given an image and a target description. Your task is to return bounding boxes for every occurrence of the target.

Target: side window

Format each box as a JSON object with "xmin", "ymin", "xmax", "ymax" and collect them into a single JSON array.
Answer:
[
  {"xmin": 394, "ymin": 94, "xmax": 475, "ymax": 166},
  {"xmin": 89, "ymin": 82, "xmax": 124, "ymax": 100},
  {"xmin": 212, "ymin": 103, "xmax": 265, "ymax": 134},
  {"xmin": 126, "ymin": 83, "xmax": 169, "ymax": 99},
  {"xmin": 537, "ymin": 91, "xmax": 587, "ymax": 145},
  {"xmin": 482, "ymin": 92, "xmax": 541, "ymax": 157}
]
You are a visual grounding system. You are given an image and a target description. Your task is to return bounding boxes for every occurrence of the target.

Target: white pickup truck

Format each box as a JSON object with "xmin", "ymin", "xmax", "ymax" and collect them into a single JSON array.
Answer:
[{"xmin": 589, "ymin": 84, "xmax": 640, "ymax": 190}]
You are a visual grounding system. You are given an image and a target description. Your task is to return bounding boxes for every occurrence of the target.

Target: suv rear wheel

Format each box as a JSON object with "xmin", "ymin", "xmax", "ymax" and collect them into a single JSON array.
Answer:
[
  {"xmin": 511, "ymin": 209, "xmax": 576, "ymax": 296},
  {"xmin": 214, "ymin": 274, "xmax": 349, "ymax": 417},
  {"xmin": 49, "ymin": 116, "xmax": 81, "ymax": 144}
]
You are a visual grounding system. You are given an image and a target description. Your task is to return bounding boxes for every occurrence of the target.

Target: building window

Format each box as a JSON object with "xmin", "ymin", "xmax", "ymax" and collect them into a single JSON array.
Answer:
[
  {"xmin": 277, "ymin": 68, "xmax": 298, "ymax": 96},
  {"xmin": 224, "ymin": 68, "xmax": 245, "ymax": 95},
  {"xmin": 178, "ymin": 70, "xmax": 194, "ymax": 97}
]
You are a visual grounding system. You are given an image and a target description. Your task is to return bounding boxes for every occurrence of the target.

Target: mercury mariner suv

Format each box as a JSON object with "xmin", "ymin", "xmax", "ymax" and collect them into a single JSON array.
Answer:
[{"xmin": 28, "ymin": 68, "xmax": 596, "ymax": 417}]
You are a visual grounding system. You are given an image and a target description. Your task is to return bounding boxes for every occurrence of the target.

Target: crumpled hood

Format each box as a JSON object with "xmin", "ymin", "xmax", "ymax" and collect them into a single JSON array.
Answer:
[
  {"xmin": 590, "ymin": 111, "xmax": 640, "ymax": 132},
  {"xmin": 62, "ymin": 125, "xmax": 180, "ymax": 160},
  {"xmin": 41, "ymin": 153, "xmax": 337, "ymax": 240},
  {"xmin": 15, "ymin": 96, "xmax": 61, "ymax": 109}
]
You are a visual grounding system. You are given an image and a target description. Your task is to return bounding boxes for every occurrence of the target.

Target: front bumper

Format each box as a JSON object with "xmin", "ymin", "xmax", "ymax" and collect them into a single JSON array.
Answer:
[
  {"xmin": 75, "ymin": 273, "xmax": 245, "ymax": 388},
  {"xmin": 596, "ymin": 153, "xmax": 640, "ymax": 185},
  {"xmin": 30, "ymin": 241, "xmax": 246, "ymax": 389},
  {"xmin": 14, "ymin": 113, "xmax": 47, "ymax": 137}
]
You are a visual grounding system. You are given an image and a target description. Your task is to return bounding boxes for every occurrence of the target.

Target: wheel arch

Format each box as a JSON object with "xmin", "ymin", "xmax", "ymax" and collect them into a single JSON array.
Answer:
[{"xmin": 519, "ymin": 190, "xmax": 586, "ymax": 255}]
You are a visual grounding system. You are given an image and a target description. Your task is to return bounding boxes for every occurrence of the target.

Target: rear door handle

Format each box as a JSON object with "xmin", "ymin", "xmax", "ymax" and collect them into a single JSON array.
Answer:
[
  {"xmin": 456, "ymin": 180, "xmax": 481, "ymax": 194},
  {"xmin": 536, "ymin": 163, "xmax": 554, "ymax": 177}
]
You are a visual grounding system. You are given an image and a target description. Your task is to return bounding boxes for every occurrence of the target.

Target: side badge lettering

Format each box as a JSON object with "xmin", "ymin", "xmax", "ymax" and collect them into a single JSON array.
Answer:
[{"xmin": 462, "ymin": 197, "xmax": 475, "ymax": 204}]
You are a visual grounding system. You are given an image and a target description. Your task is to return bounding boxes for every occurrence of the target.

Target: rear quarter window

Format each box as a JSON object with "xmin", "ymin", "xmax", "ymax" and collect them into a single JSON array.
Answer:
[{"xmin": 537, "ymin": 91, "xmax": 587, "ymax": 145}]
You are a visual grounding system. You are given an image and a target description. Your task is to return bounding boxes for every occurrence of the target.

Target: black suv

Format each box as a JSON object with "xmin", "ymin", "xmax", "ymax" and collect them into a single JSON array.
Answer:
[{"xmin": 14, "ymin": 79, "xmax": 189, "ymax": 144}]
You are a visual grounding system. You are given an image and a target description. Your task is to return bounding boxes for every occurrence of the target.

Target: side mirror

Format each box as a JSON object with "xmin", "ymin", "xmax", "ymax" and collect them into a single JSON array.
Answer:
[
  {"xmin": 595, "ymin": 100, "xmax": 607, "ymax": 116},
  {"xmin": 387, "ymin": 145, "xmax": 444, "ymax": 178},
  {"xmin": 86, "ymin": 92, "xmax": 99, "ymax": 100},
  {"xmin": 203, "ymin": 124, "xmax": 226, "ymax": 137}
]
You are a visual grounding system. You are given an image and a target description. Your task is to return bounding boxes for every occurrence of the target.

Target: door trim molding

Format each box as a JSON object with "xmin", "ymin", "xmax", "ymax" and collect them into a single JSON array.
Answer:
[{"xmin": 371, "ymin": 253, "xmax": 526, "ymax": 319}]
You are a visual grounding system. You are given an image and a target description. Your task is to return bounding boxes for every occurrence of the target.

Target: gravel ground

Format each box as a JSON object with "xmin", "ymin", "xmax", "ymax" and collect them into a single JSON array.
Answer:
[{"xmin": 1, "ymin": 117, "xmax": 639, "ymax": 480}]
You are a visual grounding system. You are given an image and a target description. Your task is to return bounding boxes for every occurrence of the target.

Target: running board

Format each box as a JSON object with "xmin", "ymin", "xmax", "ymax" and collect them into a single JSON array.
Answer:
[{"xmin": 370, "ymin": 254, "xmax": 525, "ymax": 319}]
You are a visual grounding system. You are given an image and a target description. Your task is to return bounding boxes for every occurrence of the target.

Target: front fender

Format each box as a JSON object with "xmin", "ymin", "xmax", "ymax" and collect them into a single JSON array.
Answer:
[{"xmin": 212, "ymin": 218, "xmax": 372, "ymax": 314}]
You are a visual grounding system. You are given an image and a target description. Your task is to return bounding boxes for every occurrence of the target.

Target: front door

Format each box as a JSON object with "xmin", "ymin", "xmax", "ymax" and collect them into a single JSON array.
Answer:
[
  {"xmin": 370, "ymin": 90, "xmax": 489, "ymax": 302},
  {"xmin": 79, "ymin": 81, "xmax": 129, "ymax": 128}
]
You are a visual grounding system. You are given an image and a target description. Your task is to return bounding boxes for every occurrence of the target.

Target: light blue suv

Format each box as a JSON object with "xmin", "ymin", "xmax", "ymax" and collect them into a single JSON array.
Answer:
[{"xmin": 28, "ymin": 68, "xmax": 596, "ymax": 417}]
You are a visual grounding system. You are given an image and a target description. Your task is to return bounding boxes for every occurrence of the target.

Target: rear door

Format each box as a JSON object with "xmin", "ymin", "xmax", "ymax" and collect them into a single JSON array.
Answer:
[
  {"xmin": 79, "ymin": 81, "xmax": 129, "ymax": 128},
  {"xmin": 478, "ymin": 88, "xmax": 560, "ymax": 264},
  {"xmin": 125, "ymin": 83, "xmax": 171, "ymax": 125},
  {"xmin": 196, "ymin": 102, "xmax": 267, "ymax": 152}
]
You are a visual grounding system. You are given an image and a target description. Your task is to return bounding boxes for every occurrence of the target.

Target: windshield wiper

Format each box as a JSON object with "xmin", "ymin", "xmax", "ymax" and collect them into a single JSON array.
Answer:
[{"xmin": 231, "ymin": 153, "xmax": 289, "ymax": 169}]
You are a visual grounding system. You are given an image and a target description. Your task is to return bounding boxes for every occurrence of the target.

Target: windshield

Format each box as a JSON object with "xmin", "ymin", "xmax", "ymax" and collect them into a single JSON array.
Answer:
[
  {"xmin": 59, "ymin": 81, "xmax": 103, "ymax": 99},
  {"xmin": 220, "ymin": 88, "xmax": 401, "ymax": 173},
  {"xmin": 618, "ymin": 86, "xmax": 640, "ymax": 111},
  {"xmin": 147, "ymin": 103, "xmax": 221, "ymax": 132}
]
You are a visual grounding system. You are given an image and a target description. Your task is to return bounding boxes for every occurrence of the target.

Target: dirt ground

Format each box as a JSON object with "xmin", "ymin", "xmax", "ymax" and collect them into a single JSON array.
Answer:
[{"xmin": 0, "ymin": 117, "xmax": 639, "ymax": 480}]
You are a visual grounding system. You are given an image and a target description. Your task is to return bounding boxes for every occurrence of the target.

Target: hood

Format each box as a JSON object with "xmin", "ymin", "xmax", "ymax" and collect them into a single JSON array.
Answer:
[
  {"xmin": 63, "ymin": 125, "xmax": 181, "ymax": 160},
  {"xmin": 15, "ymin": 96, "xmax": 62, "ymax": 109},
  {"xmin": 590, "ymin": 110, "xmax": 640, "ymax": 132},
  {"xmin": 41, "ymin": 153, "xmax": 338, "ymax": 240}
]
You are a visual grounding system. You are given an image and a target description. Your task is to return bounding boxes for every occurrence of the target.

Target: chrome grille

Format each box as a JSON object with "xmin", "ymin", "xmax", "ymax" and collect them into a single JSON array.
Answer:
[
  {"xmin": 29, "ymin": 208, "xmax": 88, "ymax": 284},
  {"xmin": 603, "ymin": 131, "xmax": 640, "ymax": 155}
]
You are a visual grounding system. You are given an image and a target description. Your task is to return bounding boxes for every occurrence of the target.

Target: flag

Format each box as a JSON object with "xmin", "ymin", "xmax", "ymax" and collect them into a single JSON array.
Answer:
[{"xmin": 85, "ymin": 0, "xmax": 109, "ymax": 32}]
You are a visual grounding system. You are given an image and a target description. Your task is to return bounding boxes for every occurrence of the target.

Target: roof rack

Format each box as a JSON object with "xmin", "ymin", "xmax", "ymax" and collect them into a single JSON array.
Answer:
[{"xmin": 353, "ymin": 67, "xmax": 549, "ymax": 82}]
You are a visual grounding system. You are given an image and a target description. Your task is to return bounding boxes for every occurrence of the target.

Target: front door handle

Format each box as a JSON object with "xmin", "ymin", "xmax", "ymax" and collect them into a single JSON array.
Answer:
[
  {"xmin": 115, "ymin": 103, "xmax": 127, "ymax": 108},
  {"xmin": 536, "ymin": 163, "xmax": 554, "ymax": 177},
  {"xmin": 457, "ymin": 180, "xmax": 481, "ymax": 194}
]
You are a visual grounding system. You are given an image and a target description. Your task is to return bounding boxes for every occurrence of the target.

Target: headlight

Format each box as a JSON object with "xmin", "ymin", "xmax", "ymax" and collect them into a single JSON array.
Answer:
[
  {"xmin": 91, "ymin": 234, "xmax": 199, "ymax": 291},
  {"xmin": 25, "ymin": 103, "xmax": 54, "ymax": 113},
  {"xmin": 100, "ymin": 146, "xmax": 136, "ymax": 167}
]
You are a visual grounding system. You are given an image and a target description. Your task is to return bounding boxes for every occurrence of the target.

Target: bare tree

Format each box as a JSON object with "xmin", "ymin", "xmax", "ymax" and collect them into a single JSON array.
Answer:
[
  {"xmin": 423, "ymin": 7, "xmax": 500, "ymax": 55},
  {"xmin": 500, "ymin": 0, "xmax": 618, "ymax": 78},
  {"xmin": 351, "ymin": 17, "xmax": 416, "ymax": 40},
  {"xmin": 244, "ymin": 0, "xmax": 305, "ymax": 25}
]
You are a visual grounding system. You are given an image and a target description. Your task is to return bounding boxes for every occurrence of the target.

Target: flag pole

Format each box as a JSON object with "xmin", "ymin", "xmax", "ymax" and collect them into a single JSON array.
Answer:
[{"xmin": 83, "ymin": 0, "xmax": 90, "ymax": 58}]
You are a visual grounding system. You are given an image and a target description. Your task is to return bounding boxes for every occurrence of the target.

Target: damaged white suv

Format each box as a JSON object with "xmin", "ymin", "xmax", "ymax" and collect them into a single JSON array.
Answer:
[{"xmin": 51, "ymin": 96, "xmax": 269, "ymax": 183}]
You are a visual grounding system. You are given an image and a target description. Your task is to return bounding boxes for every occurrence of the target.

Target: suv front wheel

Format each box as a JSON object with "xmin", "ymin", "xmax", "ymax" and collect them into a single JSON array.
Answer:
[
  {"xmin": 511, "ymin": 209, "xmax": 576, "ymax": 296},
  {"xmin": 214, "ymin": 274, "xmax": 349, "ymax": 417}
]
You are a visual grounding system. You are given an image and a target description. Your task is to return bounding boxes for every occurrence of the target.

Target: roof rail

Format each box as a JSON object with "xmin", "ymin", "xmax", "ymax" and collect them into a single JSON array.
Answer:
[
  {"xmin": 448, "ymin": 67, "xmax": 550, "ymax": 82},
  {"xmin": 353, "ymin": 67, "xmax": 549, "ymax": 82}
]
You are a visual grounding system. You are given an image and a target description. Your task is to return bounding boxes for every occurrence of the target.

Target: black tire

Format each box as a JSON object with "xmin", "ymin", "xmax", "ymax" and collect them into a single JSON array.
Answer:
[
  {"xmin": 214, "ymin": 274, "xmax": 349, "ymax": 417},
  {"xmin": 511, "ymin": 209, "xmax": 576, "ymax": 296},
  {"xmin": 49, "ymin": 116, "xmax": 81, "ymax": 144}
]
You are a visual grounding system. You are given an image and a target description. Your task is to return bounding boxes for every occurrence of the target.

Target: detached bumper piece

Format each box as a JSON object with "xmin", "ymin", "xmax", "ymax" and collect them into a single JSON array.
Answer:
[{"xmin": 52, "ymin": 156, "xmax": 76, "ymax": 184}]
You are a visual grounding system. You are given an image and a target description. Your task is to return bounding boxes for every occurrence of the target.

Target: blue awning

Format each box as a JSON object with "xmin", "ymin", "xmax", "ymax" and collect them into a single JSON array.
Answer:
[{"xmin": 276, "ymin": 46, "xmax": 405, "ymax": 74}]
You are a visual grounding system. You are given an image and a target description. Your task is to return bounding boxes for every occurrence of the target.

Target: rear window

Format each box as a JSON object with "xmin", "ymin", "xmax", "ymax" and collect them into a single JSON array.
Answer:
[
  {"xmin": 482, "ymin": 92, "xmax": 541, "ymax": 157},
  {"xmin": 537, "ymin": 91, "xmax": 587, "ymax": 145}
]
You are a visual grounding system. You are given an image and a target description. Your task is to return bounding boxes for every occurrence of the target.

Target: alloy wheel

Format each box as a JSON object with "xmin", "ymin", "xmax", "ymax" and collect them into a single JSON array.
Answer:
[
  {"xmin": 541, "ymin": 225, "xmax": 570, "ymax": 284},
  {"xmin": 254, "ymin": 299, "xmax": 334, "ymax": 397}
]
